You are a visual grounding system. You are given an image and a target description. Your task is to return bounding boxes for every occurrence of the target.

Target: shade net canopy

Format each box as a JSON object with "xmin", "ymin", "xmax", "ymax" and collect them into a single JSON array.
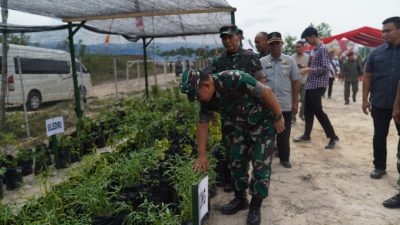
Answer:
[
  {"xmin": 322, "ymin": 26, "xmax": 384, "ymax": 48},
  {"xmin": 3, "ymin": 0, "xmax": 235, "ymax": 42}
]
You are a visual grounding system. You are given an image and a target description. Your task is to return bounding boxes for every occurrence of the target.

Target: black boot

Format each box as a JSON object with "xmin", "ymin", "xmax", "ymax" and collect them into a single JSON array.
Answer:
[
  {"xmin": 222, "ymin": 191, "xmax": 248, "ymax": 214},
  {"xmin": 247, "ymin": 196, "xmax": 263, "ymax": 225}
]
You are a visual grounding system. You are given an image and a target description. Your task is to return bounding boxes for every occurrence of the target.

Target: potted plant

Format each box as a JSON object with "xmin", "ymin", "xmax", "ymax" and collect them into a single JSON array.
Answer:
[
  {"xmin": 17, "ymin": 147, "xmax": 34, "ymax": 176},
  {"xmin": 34, "ymin": 142, "xmax": 51, "ymax": 175},
  {"xmin": 77, "ymin": 117, "xmax": 96, "ymax": 155},
  {"xmin": 92, "ymin": 123, "xmax": 106, "ymax": 148},
  {"xmin": 57, "ymin": 135, "xmax": 72, "ymax": 168},
  {"xmin": 70, "ymin": 135, "xmax": 83, "ymax": 163},
  {"xmin": 0, "ymin": 167, "xmax": 5, "ymax": 199},
  {"xmin": 0, "ymin": 133, "xmax": 23, "ymax": 191}
]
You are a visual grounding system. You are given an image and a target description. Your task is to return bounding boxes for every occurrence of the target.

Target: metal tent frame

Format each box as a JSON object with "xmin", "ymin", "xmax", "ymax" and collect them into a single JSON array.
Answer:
[{"xmin": 1, "ymin": 0, "xmax": 236, "ymax": 119}]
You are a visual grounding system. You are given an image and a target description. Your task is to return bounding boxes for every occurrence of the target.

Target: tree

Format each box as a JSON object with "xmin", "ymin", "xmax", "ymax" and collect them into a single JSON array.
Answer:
[
  {"xmin": 309, "ymin": 22, "xmax": 332, "ymax": 38},
  {"xmin": 8, "ymin": 33, "xmax": 30, "ymax": 45},
  {"xmin": 283, "ymin": 35, "xmax": 297, "ymax": 55}
]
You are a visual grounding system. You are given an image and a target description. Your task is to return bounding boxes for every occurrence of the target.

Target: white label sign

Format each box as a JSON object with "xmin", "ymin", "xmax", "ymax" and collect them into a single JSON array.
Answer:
[
  {"xmin": 46, "ymin": 116, "xmax": 65, "ymax": 137},
  {"xmin": 198, "ymin": 176, "xmax": 208, "ymax": 224}
]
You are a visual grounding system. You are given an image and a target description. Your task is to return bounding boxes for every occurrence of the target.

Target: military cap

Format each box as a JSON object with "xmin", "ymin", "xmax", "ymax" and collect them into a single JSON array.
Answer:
[
  {"xmin": 267, "ymin": 32, "xmax": 283, "ymax": 44},
  {"xmin": 219, "ymin": 24, "xmax": 240, "ymax": 37}
]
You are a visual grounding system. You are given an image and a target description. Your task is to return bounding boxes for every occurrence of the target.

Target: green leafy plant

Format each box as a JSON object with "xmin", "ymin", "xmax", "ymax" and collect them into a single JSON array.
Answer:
[
  {"xmin": 0, "ymin": 167, "xmax": 6, "ymax": 176},
  {"xmin": 17, "ymin": 147, "xmax": 33, "ymax": 161},
  {"xmin": 124, "ymin": 199, "xmax": 180, "ymax": 225}
]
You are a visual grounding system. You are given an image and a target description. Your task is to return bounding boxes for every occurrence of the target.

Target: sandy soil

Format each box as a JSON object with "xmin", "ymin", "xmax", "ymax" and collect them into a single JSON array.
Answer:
[
  {"xmin": 207, "ymin": 82, "xmax": 400, "ymax": 225},
  {"xmin": 3, "ymin": 79, "xmax": 400, "ymax": 225}
]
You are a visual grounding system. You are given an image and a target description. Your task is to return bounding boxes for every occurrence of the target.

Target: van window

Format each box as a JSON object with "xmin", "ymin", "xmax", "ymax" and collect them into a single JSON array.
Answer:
[
  {"xmin": 75, "ymin": 61, "xmax": 88, "ymax": 73},
  {"xmin": 14, "ymin": 57, "xmax": 70, "ymax": 74}
]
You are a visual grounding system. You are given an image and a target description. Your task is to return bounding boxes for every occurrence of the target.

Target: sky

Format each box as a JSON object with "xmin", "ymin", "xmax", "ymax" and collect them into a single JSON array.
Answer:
[
  {"xmin": 227, "ymin": 0, "xmax": 399, "ymax": 47},
  {"xmin": 2, "ymin": 0, "xmax": 400, "ymax": 48}
]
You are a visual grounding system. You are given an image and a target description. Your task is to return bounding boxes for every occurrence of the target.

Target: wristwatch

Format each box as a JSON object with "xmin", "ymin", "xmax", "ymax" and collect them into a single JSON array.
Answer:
[{"xmin": 273, "ymin": 112, "xmax": 283, "ymax": 121}]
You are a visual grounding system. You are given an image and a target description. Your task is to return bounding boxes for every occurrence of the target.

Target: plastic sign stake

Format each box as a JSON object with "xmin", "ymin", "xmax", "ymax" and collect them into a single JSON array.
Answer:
[
  {"xmin": 46, "ymin": 116, "xmax": 64, "ymax": 169},
  {"xmin": 192, "ymin": 176, "xmax": 209, "ymax": 225}
]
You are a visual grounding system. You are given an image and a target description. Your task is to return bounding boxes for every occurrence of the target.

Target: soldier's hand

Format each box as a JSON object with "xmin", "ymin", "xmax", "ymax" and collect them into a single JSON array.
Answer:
[
  {"xmin": 273, "ymin": 117, "xmax": 285, "ymax": 134},
  {"xmin": 193, "ymin": 155, "xmax": 209, "ymax": 172},
  {"xmin": 362, "ymin": 100, "xmax": 371, "ymax": 115}
]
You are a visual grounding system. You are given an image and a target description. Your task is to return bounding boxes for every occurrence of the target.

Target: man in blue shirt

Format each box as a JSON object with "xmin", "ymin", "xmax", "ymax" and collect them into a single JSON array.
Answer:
[
  {"xmin": 362, "ymin": 16, "xmax": 400, "ymax": 208},
  {"xmin": 261, "ymin": 32, "xmax": 301, "ymax": 168}
]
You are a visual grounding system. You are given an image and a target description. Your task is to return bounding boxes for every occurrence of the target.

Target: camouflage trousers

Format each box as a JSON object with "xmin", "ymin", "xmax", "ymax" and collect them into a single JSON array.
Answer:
[
  {"xmin": 230, "ymin": 129, "xmax": 275, "ymax": 198},
  {"xmin": 221, "ymin": 119, "xmax": 235, "ymax": 164}
]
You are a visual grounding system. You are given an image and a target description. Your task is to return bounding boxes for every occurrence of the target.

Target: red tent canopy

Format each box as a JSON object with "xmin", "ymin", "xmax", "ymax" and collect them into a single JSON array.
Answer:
[{"xmin": 322, "ymin": 26, "xmax": 383, "ymax": 47}]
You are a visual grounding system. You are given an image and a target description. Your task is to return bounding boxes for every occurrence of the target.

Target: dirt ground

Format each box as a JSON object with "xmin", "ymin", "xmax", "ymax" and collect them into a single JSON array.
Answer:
[
  {"xmin": 3, "ymin": 78, "xmax": 400, "ymax": 225},
  {"xmin": 206, "ymin": 82, "xmax": 400, "ymax": 225}
]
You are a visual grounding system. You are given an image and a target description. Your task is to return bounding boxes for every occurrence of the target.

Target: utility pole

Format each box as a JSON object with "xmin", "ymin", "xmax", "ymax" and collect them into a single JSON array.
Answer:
[{"xmin": 0, "ymin": 0, "xmax": 9, "ymax": 131}]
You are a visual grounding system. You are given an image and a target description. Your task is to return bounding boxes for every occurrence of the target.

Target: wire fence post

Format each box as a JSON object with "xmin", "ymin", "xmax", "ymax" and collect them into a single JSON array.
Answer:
[
  {"xmin": 163, "ymin": 60, "xmax": 167, "ymax": 88},
  {"xmin": 137, "ymin": 62, "xmax": 140, "ymax": 90},
  {"xmin": 126, "ymin": 61, "xmax": 130, "ymax": 94},
  {"xmin": 153, "ymin": 60, "xmax": 157, "ymax": 86},
  {"xmin": 16, "ymin": 57, "xmax": 30, "ymax": 137},
  {"xmin": 113, "ymin": 58, "xmax": 119, "ymax": 99}
]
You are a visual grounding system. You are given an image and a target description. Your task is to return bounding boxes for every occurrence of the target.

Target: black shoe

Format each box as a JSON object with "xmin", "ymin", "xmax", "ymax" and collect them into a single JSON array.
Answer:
[
  {"xmin": 247, "ymin": 196, "xmax": 263, "ymax": 225},
  {"xmin": 280, "ymin": 161, "xmax": 292, "ymax": 168},
  {"xmin": 325, "ymin": 137, "xmax": 339, "ymax": 149},
  {"xmin": 383, "ymin": 193, "xmax": 400, "ymax": 208},
  {"xmin": 344, "ymin": 101, "xmax": 349, "ymax": 105},
  {"xmin": 293, "ymin": 135, "xmax": 311, "ymax": 143},
  {"xmin": 222, "ymin": 193, "xmax": 249, "ymax": 214},
  {"xmin": 223, "ymin": 182, "xmax": 233, "ymax": 193},
  {"xmin": 353, "ymin": 97, "xmax": 356, "ymax": 102},
  {"xmin": 370, "ymin": 169, "xmax": 386, "ymax": 179}
]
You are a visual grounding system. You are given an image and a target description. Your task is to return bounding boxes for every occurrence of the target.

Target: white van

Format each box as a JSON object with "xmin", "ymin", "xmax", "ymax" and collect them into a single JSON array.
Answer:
[{"xmin": 0, "ymin": 44, "xmax": 91, "ymax": 110}]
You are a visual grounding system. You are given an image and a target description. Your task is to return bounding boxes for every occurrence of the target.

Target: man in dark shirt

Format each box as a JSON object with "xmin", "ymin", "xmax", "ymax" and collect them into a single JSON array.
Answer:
[
  {"xmin": 362, "ymin": 16, "xmax": 400, "ymax": 208},
  {"xmin": 211, "ymin": 25, "xmax": 265, "ymax": 193},
  {"xmin": 254, "ymin": 31, "xmax": 270, "ymax": 59}
]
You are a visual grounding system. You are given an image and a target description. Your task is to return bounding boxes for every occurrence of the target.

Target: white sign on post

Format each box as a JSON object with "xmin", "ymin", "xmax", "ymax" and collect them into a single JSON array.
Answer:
[
  {"xmin": 46, "ymin": 116, "xmax": 65, "ymax": 137},
  {"xmin": 198, "ymin": 176, "xmax": 208, "ymax": 224}
]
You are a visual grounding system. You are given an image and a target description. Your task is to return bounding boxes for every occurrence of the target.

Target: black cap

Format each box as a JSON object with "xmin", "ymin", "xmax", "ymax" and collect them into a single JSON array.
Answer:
[
  {"xmin": 267, "ymin": 32, "xmax": 283, "ymax": 43},
  {"xmin": 219, "ymin": 25, "xmax": 240, "ymax": 37}
]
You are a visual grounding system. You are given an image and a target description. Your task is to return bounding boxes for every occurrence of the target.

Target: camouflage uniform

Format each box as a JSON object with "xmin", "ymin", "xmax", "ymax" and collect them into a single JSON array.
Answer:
[
  {"xmin": 199, "ymin": 70, "xmax": 275, "ymax": 198},
  {"xmin": 211, "ymin": 48, "xmax": 265, "ymax": 188}
]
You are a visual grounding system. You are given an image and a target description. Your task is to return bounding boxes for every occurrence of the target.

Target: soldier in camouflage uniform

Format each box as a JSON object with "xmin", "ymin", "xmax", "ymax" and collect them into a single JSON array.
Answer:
[
  {"xmin": 180, "ymin": 69, "xmax": 284, "ymax": 225},
  {"xmin": 212, "ymin": 24, "xmax": 266, "ymax": 193}
]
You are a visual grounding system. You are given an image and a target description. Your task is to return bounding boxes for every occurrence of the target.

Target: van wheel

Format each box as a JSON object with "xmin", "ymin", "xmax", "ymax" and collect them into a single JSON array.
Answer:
[
  {"xmin": 79, "ymin": 86, "xmax": 87, "ymax": 103},
  {"xmin": 27, "ymin": 91, "xmax": 42, "ymax": 110}
]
